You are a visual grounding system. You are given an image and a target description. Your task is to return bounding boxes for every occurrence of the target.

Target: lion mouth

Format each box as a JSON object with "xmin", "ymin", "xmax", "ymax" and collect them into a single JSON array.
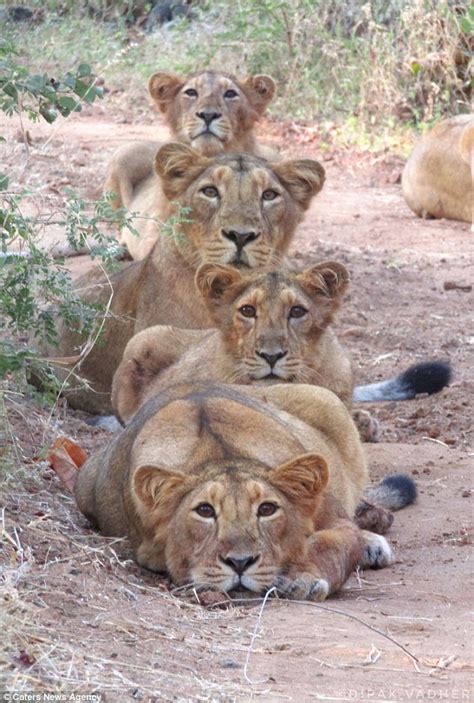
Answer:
[
  {"xmin": 230, "ymin": 259, "xmax": 251, "ymax": 269},
  {"xmin": 194, "ymin": 128, "xmax": 224, "ymax": 141}
]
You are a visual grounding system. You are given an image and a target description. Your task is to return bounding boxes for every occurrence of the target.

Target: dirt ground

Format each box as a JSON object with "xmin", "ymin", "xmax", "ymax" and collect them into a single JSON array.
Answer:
[{"xmin": 1, "ymin": 102, "xmax": 473, "ymax": 702}]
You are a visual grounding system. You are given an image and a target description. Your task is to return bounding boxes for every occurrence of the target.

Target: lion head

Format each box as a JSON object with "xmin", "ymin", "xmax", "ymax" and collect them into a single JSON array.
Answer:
[
  {"xmin": 149, "ymin": 70, "xmax": 276, "ymax": 155},
  {"xmin": 155, "ymin": 143, "xmax": 325, "ymax": 269},
  {"xmin": 194, "ymin": 261, "xmax": 350, "ymax": 382},
  {"xmin": 133, "ymin": 405, "xmax": 329, "ymax": 593}
]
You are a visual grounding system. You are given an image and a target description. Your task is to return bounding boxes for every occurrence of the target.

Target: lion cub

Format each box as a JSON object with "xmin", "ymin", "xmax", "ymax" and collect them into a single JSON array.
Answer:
[
  {"xmin": 402, "ymin": 114, "xmax": 473, "ymax": 224},
  {"xmin": 112, "ymin": 261, "xmax": 356, "ymax": 424},
  {"xmin": 75, "ymin": 382, "xmax": 393, "ymax": 600},
  {"xmin": 105, "ymin": 70, "xmax": 278, "ymax": 258}
]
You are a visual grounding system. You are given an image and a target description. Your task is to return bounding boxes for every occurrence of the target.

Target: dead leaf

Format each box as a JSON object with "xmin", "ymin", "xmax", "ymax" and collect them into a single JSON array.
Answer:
[
  {"xmin": 50, "ymin": 437, "xmax": 87, "ymax": 468},
  {"xmin": 47, "ymin": 437, "xmax": 87, "ymax": 492}
]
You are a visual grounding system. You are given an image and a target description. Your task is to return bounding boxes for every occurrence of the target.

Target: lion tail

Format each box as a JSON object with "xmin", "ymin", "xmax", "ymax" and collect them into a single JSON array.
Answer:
[
  {"xmin": 352, "ymin": 360, "xmax": 452, "ymax": 403},
  {"xmin": 365, "ymin": 474, "xmax": 417, "ymax": 510}
]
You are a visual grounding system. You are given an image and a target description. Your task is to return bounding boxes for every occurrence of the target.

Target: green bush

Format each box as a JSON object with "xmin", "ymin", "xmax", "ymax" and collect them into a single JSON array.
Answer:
[
  {"xmin": 0, "ymin": 41, "xmax": 132, "ymax": 390},
  {"xmin": 4, "ymin": 1, "xmax": 471, "ymax": 130}
]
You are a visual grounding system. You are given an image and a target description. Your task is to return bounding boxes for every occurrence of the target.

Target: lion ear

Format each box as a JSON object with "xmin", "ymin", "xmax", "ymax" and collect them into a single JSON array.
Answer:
[
  {"xmin": 195, "ymin": 263, "xmax": 244, "ymax": 304},
  {"xmin": 242, "ymin": 74, "xmax": 276, "ymax": 114},
  {"xmin": 272, "ymin": 159, "xmax": 325, "ymax": 210},
  {"xmin": 297, "ymin": 261, "xmax": 350, "ymax": 300},
  {"xmin": 269, "ymin": 454, "xmax": 329, "ymax": 511},
  {"xmin": 134, "ymin": 465, "xmax": 194, "ymax": 510},
  {"xmin": 155, "ymin": 142, "xmax": 210, "ymax": 199},
  {"xmin": 149, "ymin": 71, "xmax": 184, "ymax": 113}
]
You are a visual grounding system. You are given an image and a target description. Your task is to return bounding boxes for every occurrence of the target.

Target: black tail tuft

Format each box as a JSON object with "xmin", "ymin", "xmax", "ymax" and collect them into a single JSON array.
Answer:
[
  {"xmin": 365, "ymin": 473, "xmax": 417, "ymax": 510},
  {"xmin": 399, "ymin": 361, "xmax": 452, "ymax": 397}
]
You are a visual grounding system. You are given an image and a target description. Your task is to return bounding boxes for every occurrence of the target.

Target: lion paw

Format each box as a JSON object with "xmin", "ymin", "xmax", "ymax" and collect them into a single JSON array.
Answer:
[
  {"xmin": 355, "ymin": 499, "xmax": 394, "ymax": 535},
  {"xmin": 352, "ymin": 409, "xmax": 380, "ymax": 443},
  {"xmin": 360, "ymin": 532, "xmax": 393, "ymax": 570},
  {"xmin": 275, "ymin": 573, "xmax": 329, "ymax": 601}
]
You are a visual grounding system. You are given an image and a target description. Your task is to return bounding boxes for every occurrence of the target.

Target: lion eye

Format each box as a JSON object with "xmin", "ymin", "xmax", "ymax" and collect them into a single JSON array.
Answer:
[
  {"xmin": 258, "ymin": 502, "xmax": 278, "ymax": 517},
  {"xmin": 289, "ymin": 305, "xmax": 307, "ymax": 319},
  {"xmin": 184, "ymin": 88, "xmax": 198, "ymax": 97},
  {"xmin": 239, "ymin": 304, "xmax": 257, "ymax": 318},
  {"xmin": 262, "ymin": 189, "xmax": 279, "ymax": 201},
  {"xmin": 195, "ymin": 503, "xmax": 216, "ymax": 519},
  {"xmin": 200, "ymin": 186, "xmax": 219, "ymax": 198},
  {"xmin": 224, "ymin": 89, "xmax": 238, "ymax": 99}
]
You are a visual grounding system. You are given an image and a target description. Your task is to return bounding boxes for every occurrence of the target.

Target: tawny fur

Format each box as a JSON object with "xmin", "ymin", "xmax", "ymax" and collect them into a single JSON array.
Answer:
[
  {"xmin": 75, "ymin": 382, "xmax": 389, "ymax": 600},
  {"xmin": 105, "ymin": 70, "xmax": 278, "ymax": 259},
  {"xmin": 112, "ymin": 262, "xmax": 353, "ymax": 424},
  {"xmin": 402, "ymin": 114, "xmax": 473, "ymax": 224},
  {"xmin": 42, "ymin": 145, "xmax": 325, "ymax": 414}
]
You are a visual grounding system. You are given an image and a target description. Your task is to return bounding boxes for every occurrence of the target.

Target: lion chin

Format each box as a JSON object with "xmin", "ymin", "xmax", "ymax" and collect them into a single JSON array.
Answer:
[{"xmin": 190, "ymin": 131, "xmax": 226, "ymax": 155}]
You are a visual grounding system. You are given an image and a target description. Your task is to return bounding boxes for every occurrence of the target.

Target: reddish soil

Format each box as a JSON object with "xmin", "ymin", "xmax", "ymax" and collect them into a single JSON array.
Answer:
[{"xmin": 1, "ymin": 104, "xmax": 473, "ymax": 701}]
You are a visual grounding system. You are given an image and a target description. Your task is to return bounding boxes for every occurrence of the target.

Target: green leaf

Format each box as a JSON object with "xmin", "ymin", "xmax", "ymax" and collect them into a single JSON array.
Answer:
[
  {"xmin": 0, "ymin": 174, "xmax": 9, "ymax": 190},
  {"xmin": 77, "ymin": 63, "xmax": 92, "ymax": 77},
  {"xmin": 39, "ymin": 106, "xmax": 57, "ymax": 123},
  {"xmin": 58, "ymin": 96, "xmax": 79, "ymax": 111}
]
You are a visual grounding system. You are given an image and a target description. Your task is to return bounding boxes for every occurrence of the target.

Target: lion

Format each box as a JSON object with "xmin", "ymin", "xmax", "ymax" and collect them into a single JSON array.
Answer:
[
  {"xmin": 402, "ymin": 114, "xmax": 473, "ymax": 224},
  {"xmin": 75, "ymin": 382, "xmax": 395, "ymax": 600},
  {"xmin": 111, "ymin": 262, "xmax": 452, "ymax": 442},
  {"xmin": 105, "ymin": 70, "xmax": 278, "ymax": 258},
  {"xmin": 47, "ymin": 144, "xmax": 325, "ymax": 414}
]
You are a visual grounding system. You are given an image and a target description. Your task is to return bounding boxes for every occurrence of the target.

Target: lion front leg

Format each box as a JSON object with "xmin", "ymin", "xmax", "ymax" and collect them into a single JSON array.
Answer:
[
  {"xmin": 275, "ymin": 520, "xmax": 364, "ymax": 601},
  {"xmin": 112, "ymin": 326, "xmax": 203, "ymax": 422}
]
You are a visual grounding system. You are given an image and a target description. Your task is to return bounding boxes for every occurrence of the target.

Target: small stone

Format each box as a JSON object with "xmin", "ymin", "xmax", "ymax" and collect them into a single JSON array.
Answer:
[{"xmin": 221, "ymin": 658, "xmax": 240, "ymax": 669}]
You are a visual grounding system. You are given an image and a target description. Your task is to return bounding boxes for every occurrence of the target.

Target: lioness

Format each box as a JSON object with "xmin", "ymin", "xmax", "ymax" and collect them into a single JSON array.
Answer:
[
  {"xmin": 48, "ymin": 144, "xmax": 325, "ymax": 414},
  {"xmin": 112, "ymin": 262, "xmax": 451, "ymax": 435},
  {"xmin": 105, "ymin": 70, "xmax": 278, "ymax": 258},
  {"xmin": 75, "ymin": 382, "xmax": 393, "ymax": 600},
  {"xmin": 402, "ymin": 114, "xmax": 473, "ymax": 224}
]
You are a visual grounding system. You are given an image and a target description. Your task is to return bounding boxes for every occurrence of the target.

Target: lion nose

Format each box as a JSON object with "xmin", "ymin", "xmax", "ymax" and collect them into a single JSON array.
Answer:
[
  {"xmin": 197, "ymin": 110, "xmax": 221, "ymax": 126},
  {"xmin": 256, "ymin": 350, "xmax": 287, "ymax": 368},
  {"xmin": 222, "ymin": 229, "xmax": 260, "ymax": 250},
  {"xmin": 220, "ymin": 554, "xmax": 259, "ymax": 575}
]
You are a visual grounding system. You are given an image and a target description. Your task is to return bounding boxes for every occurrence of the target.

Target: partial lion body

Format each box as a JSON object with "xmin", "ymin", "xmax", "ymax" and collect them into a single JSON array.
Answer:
[
  {"xmin": 112, "ymin": 322, "xmax": 352, "ymax": 425},
  {"xmin": 75, "ymin": 382, "xmax": 386, "ymax": 600},
  {"xmin": 402, "ymin": 115, "xmax": 473, "ymax": 224},
  {"xmin": 44, "ymin": 147, "xmax": 325, "ymax": 414},
  {"xmin": 111, "ymin": 263, "xmax": 354, "ymax": 425},
  {"xmin": 105, "ymin": 70, "xmax": 279, "ymax": 259}
]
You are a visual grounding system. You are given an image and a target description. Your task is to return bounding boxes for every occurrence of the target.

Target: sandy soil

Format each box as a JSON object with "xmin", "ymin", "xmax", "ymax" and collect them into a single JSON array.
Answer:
[{"xmin": 1, "ymin": 104, "xmax": 473, "ymax": 702}]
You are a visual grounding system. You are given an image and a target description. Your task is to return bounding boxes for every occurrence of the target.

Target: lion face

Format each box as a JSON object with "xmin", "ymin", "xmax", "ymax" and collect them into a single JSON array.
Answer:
[
  {"xmin": 149, "ymin": 70, "xmax": 276, "ymax": 155},
  {"xmin": 154, "ymin": 143, "xmax": 325, "ymax": 269},
  {"xmin": 134, "ymin": 454, "xmax": 328, "ymax": 593},
  {"xmin": 195, "ymin": 262, "xmax": 350, "ymax": 382}
]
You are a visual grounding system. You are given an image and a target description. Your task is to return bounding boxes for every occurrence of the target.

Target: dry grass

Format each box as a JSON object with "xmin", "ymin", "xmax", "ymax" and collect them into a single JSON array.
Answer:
[{"xmin": 3, "ymin": 0, "xmax": 471, "ymax": 136}]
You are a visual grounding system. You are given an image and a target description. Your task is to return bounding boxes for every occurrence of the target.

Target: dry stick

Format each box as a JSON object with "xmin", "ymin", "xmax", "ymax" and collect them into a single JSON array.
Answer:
[
  {"xmin": 227, "ymin": 592, "xmax": 421, "ymax": 676},
  {"xmin": 243, "ymin": 586, "xmax": 276, "ymax": 685},
  {"xmin": 287, "ymin": 599, "xmax": 421, "ymax": 672}
]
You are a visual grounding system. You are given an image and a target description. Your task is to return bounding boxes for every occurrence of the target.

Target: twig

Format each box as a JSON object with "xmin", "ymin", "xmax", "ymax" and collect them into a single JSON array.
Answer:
[
  {"xmin": 287, "ymin": 599, "xmax": 421, "ymax": 672},
  {"xmin": 243, "ymin": 586, "xmax": 276, "ymax": 685},
  {"xmin": 421, "ymin": 437, "xmax": 450, "ymax": 448}
]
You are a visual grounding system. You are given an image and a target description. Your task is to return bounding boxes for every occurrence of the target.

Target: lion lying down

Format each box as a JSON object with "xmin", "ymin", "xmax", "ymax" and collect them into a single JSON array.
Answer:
[
  {"xmin": 75, "ymin": 382, "xmax": 398, "ymax": 600},
  {"xmin": 402, "ymin": 114, "xmax": 473, "ymax": 224},
  {"xmin": 105, "ymin": 70, "xmax": 278, "ymax": 258},
  {"xmin": 111, "ymin": 261, "xmax": 452, "ymax": 442}
]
